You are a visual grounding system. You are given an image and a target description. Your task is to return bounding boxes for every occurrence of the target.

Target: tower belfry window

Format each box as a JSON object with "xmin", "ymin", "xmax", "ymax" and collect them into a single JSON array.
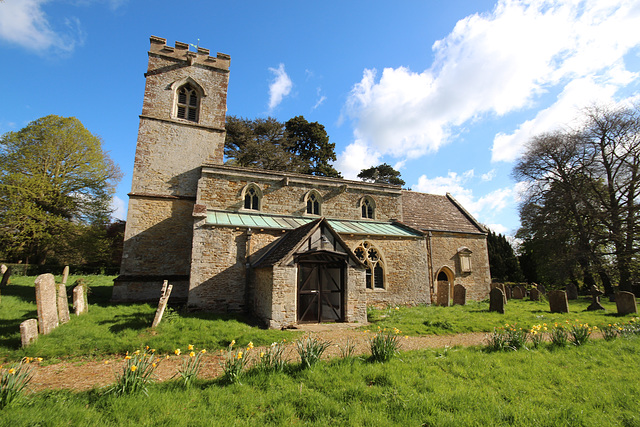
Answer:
[{"xmin": 177, "ymin": 84, "xmax": 199, "ymax": 122}]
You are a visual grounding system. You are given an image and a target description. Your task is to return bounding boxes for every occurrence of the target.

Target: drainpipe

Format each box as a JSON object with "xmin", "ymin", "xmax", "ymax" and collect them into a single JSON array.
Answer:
[
  {"xmin": 245, "ymin": 228, "xmax": 253, "ymax": 311},
  {"xmin": 427, "ymin": 231, "xmax": 434, "ymax": 303}
]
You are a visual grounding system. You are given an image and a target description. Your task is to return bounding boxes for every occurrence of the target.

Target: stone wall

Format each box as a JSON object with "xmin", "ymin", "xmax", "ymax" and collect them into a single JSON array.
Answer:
[
  {"xmin": 429, "ymin": 231, "xmax": 491, "ymax": 301},
  {"xmin": 342, "ymin": 236, "xmax": 431, "ymax": 307},
  {"xmin": 197, "ymin": 166, "xmax": 403, "ymax": 222}
]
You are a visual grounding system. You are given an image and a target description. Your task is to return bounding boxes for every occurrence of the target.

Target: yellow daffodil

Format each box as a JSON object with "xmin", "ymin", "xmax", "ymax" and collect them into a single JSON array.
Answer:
[
  {"xmin": 260, "ymin": 351, "xmax": 265, "ymax": 358},
  {"xmin": 134, "ymin": 350, "xmax": 140, "ymax": 355},
  {"xmin": 237, "ymin": 351, "xmax": 243, "ymax": 360},
  {"xmin": 130, "ymin": 365, "xmax": 137, "ymax": 372},
  {"xmin": 8, "ymin": 368, "xmax": 15, "ymax": 375},
  {"xmin": 189, "ymin": 351, "xmax": 195, "ymax": 357},
  {"xmin": 37, "ymin": 357, "xmax": 43, "ymax": 362},
  {"xmin": 145, "ymin": 345, "xmax": 150, "ymax": 350},
  {"xmin": 188, "ymin": 344, "xmax": 194, "ymax": 350},
  {"xmin": 247, "ymin": 342, "xmax": 254, "ymax": 350},
  {"xmin": 174, "ymin": 349, "xmax": 181, "ymax": 356},
  {"xmin": 152, "ymin": 363, "xmax": 157, "ymax": 368},
  {"xmin": 201, "ymin": 349, "xmax": 207, "ymax": 354},
  {"xmin": 230, "ymin": 340, "xmax": 236, "ymax": 346},
  {"xmin": 124, "ymin": 356, "xmax": 132, "ymax": 360}
]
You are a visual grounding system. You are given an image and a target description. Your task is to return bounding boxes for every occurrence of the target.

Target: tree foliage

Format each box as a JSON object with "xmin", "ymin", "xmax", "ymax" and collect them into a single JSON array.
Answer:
[
  {"xmin": 0, "ymin": 115, "xmax": 121, "ymax": 264},
  {"xmin": 514, "ymin": 105, "xmax": 640, "ymax": 291},
  {"xmin": 357, "ymin": 163, "xmax": 405, "ymax": 186},
  {"xmin": 224, "ymin": 115, "xmax": 341, "ymax": 178},
  {"xmin": 487, "ymin": 231, "xmax": 523, "ymax": 282}
]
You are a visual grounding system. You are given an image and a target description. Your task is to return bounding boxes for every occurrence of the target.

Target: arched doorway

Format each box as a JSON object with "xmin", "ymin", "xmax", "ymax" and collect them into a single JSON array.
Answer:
[{"xmin": 435, "ymin": 267, "xmax": 453, "ymax": 307}]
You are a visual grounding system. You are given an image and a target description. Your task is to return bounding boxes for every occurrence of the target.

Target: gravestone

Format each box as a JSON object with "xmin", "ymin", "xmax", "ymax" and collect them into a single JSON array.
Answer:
[
  {"xmin": 437, "ymin": 281, "xmax": 450, "ymax": 307},
  {"xmin": 587, "ymin": 285, "xmax": 605, "ymax": 311},
  {"xmin": 505, "ymin": 285, "xmax": 512, "ymax": 300},
  {"xmin": 0, "ymin": 264, "xmax": 6, "ymax": 274},
  {"xmin": 495, "ymin": 284, "xmax": 507, "ymax": 304},
  {"xmin": 73, "ymin": 281, "xmax": 88, "ymax": 315},
  {"xmin": 20, "ymin": 319, "xmax": 38, "ymax": 347},
  {"xmin": 0, "ymin": 266, "xmax": 12, "ymax": 287},
  {"xmin": 512, "ymin": 286, "xmax": 525, "ymax": 299},
  {"xmin": 56, "ymin": 283, "xmax": 71, "ymax": 324},
  {"xmin": 565, "ymin": 283, "xmax": 578, "ymax": 300},
  {"xmin": 61, "ymin": 265, "xmax": 70, "ymax": 285},
  {"xmin": 616, "ymin": 291, "xmax": 637, "ymax": 315},
  {"xmin": 452, "ymin": 284, "xmax": 466, "ymax": 306},
  {"xmin": 549, "ymin": 290, "xmax": 569, "ymax": 313},
  {"xmin": 35, "ymin": 273, "xmax": 59, "ymax": 334},
  {"xmin": 530, "ymin": 287, "xmax": 540, "ymax": 301},
  {"xmin": 489, "ymin": 288, "xmax": 505, "ymax": 314},
  {"xmin": 536, "ymin": 283, "xmax": 546, "ymax": 295},
  {"xmin": 152, "ymin": 280, "xmax": 173, "ymax": 327}
]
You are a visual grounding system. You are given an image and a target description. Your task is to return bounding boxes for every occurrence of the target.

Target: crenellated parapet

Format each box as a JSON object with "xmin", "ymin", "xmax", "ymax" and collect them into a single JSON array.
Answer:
[{"xmin": 148, "ymin": 35, "xmax": 230, "ymax": 70}]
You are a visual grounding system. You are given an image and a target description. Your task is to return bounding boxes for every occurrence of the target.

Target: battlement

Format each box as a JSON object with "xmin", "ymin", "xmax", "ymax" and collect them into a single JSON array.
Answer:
[{"xmin": 149, "ymin": 36, "xmax": 230, "ymax": 70}]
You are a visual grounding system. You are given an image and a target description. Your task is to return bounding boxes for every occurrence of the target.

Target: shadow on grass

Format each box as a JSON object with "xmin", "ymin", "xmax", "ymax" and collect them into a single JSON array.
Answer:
[{"xmin": 98, "ymin": 313, "xmax": 154, "ymax": 333}]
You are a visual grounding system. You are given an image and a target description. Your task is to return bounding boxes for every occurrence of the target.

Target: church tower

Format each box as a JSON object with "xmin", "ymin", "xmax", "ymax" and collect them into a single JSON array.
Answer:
[{"xmin": 113, "ymin": 36, "xmax": 230, "ymax": 301}]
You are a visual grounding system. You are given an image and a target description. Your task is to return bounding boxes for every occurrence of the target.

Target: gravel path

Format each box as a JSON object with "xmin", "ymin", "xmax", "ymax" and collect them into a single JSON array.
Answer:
[{"xmin": 28, "ymin": 326, "xmax": 488, "ymax": 392}]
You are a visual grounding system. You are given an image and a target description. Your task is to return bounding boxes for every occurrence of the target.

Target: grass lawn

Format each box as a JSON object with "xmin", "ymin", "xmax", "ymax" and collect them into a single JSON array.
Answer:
[{"xmin": 2, "ymin": 275, "xmax": 640, "ymax": 425}]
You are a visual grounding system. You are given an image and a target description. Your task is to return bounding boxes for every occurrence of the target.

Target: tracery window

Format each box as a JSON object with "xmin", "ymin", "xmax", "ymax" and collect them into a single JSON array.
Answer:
[
  {"xmin": 176, "ymin": 84, "xmax": 199, "ymax": 122},
  {"xmin": 242, "ymin": 184, "xmax": 262, "ymax": 211},
  {"xmin": 354, "ymin": 241, "xmax": 385, "ymax": 289},
  {"xmin": 306, "ymin": 191, "xmax": 321, "ymax": 215},
  {"xmin": 360, "ymin": 196, "xmax": 375, "ymax": 219}
]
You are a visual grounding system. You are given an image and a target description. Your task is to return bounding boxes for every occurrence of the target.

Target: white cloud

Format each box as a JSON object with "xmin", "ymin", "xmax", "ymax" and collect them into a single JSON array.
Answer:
[
  {"xmin": 268, "ymin": 63, "xmax": 293, "ymax": 110},
  {"xmin": 110, "ymin": 195, "xmax": 127, "ymax": 221},
  {"xmin": 412, "ymin": 170, "xmax": 513, "ymax": 225},
  {"xmin": 0, "ymin": 0, "xmax": 83, "ymax": 54},
  {"xmin": 344, "ymin": 0, "xmax": 640, "ymax": 163},
  {"xmin": 486, "ymin": 223, "xmax": 508, "ymax": 234},
  {"xmin": 312, "ymin": 88, "xmax": 326, "ymax": 110},
  {"xmin": 481, "ymin": 169, "xmax": 497, "ymax": 181},
  {"xmin": 335, "ymin": 139, "xmax": 381, "ymax": 180}
]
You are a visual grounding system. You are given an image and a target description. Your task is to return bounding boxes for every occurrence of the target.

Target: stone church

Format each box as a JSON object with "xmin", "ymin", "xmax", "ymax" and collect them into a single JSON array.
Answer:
[{"xmin": 112, "ymin": 36, "xmax": 491, "ymax": 328}]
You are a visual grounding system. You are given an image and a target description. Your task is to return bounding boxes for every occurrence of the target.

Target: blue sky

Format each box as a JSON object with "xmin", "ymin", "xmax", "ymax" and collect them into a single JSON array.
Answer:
[{"xmin": 1, "ymin": 0, "xmax": 639, "ymax": 236}]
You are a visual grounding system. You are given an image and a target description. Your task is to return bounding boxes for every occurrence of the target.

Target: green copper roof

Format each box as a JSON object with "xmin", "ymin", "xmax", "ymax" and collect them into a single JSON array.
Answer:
[{"xmin": 205, "ymin": 211, "xmax": 422, "ymax": 238}]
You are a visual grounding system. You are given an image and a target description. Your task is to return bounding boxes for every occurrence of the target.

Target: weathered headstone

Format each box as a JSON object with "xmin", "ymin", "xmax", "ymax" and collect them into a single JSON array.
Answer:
[
  {"xmin": 35, "ymin": 273, "xmax": 59, "ymax": 334},
  {"xmin": 587, "ymin": 285, "xmax": 605, "ymax": 311},
  {"xmin": 512, "ymin": 286, "xmax": 525, "ymax": 299},
  {"xmin": 495, "ymin": 284, "xmax": 507, "ymax": 305},
  {"xmin": 73, "ymin": 281, "xmax": 88, "ymax": 315},
  {"xmin": 615, "ymin": 291, "xmax": 637, "ymax": 315},
  {"xmin": 56, "ymin": 283, "xmax": 71, "ymax": 324},
  {"xmin": 489, "ymin": 288, "xmax": 505, "ymax": 314},
  {"xmin": 0, "ymin": 264, "xmax": 7, "ymax": 274},
  {"xmin": 530, "ymin": 287, "xmax": 540, "ymax": 301},
  {"xmin": 0, "ymin": 266, "xmax": 12, "ymax": 287},
  {"xmin": 505, "ymin": 285, "xmax": 512, "ymax": 300},
  {"xmin": 437, "ymin": 281, "xmax": 450, "ymax": 307},
  {"xmin": 565, "ymin": 283, "xmax": 578, "ymax": 300},
  {"xmin": 61, "ymin": 265, "xmax": 70, "ymax": 285},
  {"xmin": 453, "ymin": 284, "xmax": 466, "ymax": 306},
  {"xmin": 20, "ymin": 319, "xmax": 38, "ymax": 347},
  {"xmin": 152, "ymin": 280, "xmax": 173, "ymax": 327},
  {"xmin": 536, "ymin": 283, "xmax": 546, "ymax": 295},
  {"xmin": 549, "ymin": 290, "xmax": 569, "ymax": 313}
]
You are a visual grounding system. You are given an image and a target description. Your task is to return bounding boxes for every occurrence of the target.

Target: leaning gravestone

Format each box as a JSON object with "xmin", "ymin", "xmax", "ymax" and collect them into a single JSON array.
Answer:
[
  {"xmin": 495, "ymin": 284, "xmax": 507, "ymax": 304},
  {"xmin": 453, "ymin": 284, "xmax": 466, "ymax": 306},
  {"xmin": 20, "ymin": 319, "xmax": 38, "ymax": 347},
  {"xmin": 565, "ymin": 283, "xmax": 578, "ymax": 300},
  {"xmin": 152, "ymin": 280, "xmax": 173, "ymax": 327},
  {"xmin": 61, "ymin": 265, "xmax": 69, "ymax": 285},
  {"xmin": 73, "ymin": 280, "xmax": 88, "ymax": 315},
  {"xmin": 437, "ymin": 282, "xmax": 450, "ymax": 307},
  {"xmin": 0, "ymin": 266, "xmax": 12, "ymax": 287},
  {"xmin": 489, "ymin": 288, "xmax": 505, "ymax": 314},
  {"xmin": 587, "ymin": 285, "xmax": 605, "ymax": 311},
  {"xmin": 549, "ymin": 290, "xmax": 569, "ymax": 313},
  {"xmin": 616, "ymin": 291, "xmax": 637, "ymax": 315},
  {"xmin": 35, "ymin": 273, "xmax": 59, "ymax": 334},
  {"xmin": 530, "ymin": 287, "xmax": 540, "ymax": 301}
]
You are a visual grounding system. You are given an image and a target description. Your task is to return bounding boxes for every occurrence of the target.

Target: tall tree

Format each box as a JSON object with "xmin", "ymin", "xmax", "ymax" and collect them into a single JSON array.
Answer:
[
  {"xmin": 357, "ymin": 163, "xmax": 405, "ymax": 186},
  {"xmin": 0, "ymin": 115, "xmax": 121, "ymax": 264},
  {"xmin": 487, "ymin": 231, "xmax": 523, "ymax": 282},
  {"xmin": 284, "ymin": 116, "xmax": 341, "ymax": 177},
  {"xmin": 513, "ymin": 105, "xmax": 640, "ymax": 291}
]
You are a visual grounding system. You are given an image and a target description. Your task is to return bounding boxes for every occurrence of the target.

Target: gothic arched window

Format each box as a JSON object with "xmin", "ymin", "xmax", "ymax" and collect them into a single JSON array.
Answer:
[
  {"xmin": 242, "ymin": 184, "xmax": 262, "ymax": 211},
  {"xmin": 305, "ymin": 191, "xmax": 321, "ymax": 216},
  {"xmin": 353, "ymin": 241, "xmax": 385, "ymax": 289},
  {"xmin": 176, "ymin": 84, "xmax": 199, "ymax": 122},
  {"xmin": 360, "ymin": 196, "xmax": 375, "ymax": 219}
]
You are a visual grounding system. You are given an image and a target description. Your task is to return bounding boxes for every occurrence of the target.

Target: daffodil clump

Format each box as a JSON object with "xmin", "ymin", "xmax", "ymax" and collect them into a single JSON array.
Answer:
[
  {"xmin": 529, "ymin": 324, "xmax": 548, "ymax": 348},
  {"xmin": 549, "ymin": 321, "xmax": 570, "ymax": 347},
  {"xmin": 296, "ymin": 334, "xmax": 332, "ymax": 368},
  {"xmin": 221, "ymin": 340, "xmax": 253, "ymax": 384},
  {"xmin": 173, "ymin": 344, "xmax": 207, "ymax": 388},
  {"xmin": 486, "ymin": 323, "xmax": 529, "ymax": 351},
  {"xmin": 367, "ymin": 326, "xmax": 403, "ymax": 362},
  {"xmin": 600, "ymin": 317, "xmax": 640, "ymax": 340},
  {"xmin": 108, "ymin": 346, "xmax": 159, "ymax": 396},
  {"xmin": 258, "ymin": 340, "xmax": 288, "ymax": 372},
  {"xmin": 569, "ymin": 321, "xmax": 595, "ymax": 346},
  {"xmin": 1, "ymin": 357, "xmax": 36, "ymax": 410}
]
